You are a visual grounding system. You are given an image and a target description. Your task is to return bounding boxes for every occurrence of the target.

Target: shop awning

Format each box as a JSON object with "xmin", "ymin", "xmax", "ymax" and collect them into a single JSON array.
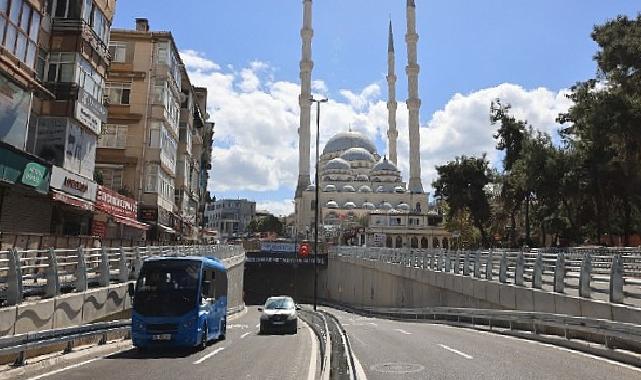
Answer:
[
  {"xmin": 51, "ymin": 189, "xmax": 94, "ymax": 211},
  {"xmin": 157, "ymin": 223, "xmax": 177, "ymax": 234},
  {"xmin": 112, "ymin": 214, "xmax": 150, "ymax": 231}
]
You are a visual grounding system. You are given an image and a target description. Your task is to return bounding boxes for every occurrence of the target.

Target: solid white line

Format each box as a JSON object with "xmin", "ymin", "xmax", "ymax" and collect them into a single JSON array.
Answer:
[
  {"xmin": 305, "ymin": 322, "xmax": 318, "ymax": 380},
  {"xmin": 255, "ymin": 323, "xmax": 260, "ymax": 328},
  {"xmin": 352, "ymin": 352, "xmax": 369, "ymax": 380},
  {"xmin": 240, "ymin": 332, "xmax": 251, "ymax": 339},
  {"xmin": 394, "ymin": 328, "xmax": 411, "ymax": 335},
  {"xmin": 438, "ymin": 344, "xmax": 473, "ymax": 359},
  {"xmin": 193, "ymin": 347, "xmax": 226, "ymax": 365},
  {"xmin": 27, "ymin": 347, "xmax": 130, "ymax": 380}
]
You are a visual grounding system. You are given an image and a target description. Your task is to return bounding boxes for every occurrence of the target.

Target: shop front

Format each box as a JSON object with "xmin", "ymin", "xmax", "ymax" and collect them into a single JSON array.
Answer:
[
  {"xmin": 92, "ymin": 185, "xmax": 148, "ymax": 241},
  {"xmin": 49, "ymin": 166, "xmax": 96, "ymax": 236},
  {"xmin": 139, "ymin": 205, "xmax": 177, "ymax": 243}
]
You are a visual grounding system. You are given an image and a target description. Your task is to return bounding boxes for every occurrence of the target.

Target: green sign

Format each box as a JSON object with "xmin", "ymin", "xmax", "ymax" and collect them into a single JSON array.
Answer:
[{"xmin": 21, "ymin": 162, "xmax": 46, "ymax": 187}]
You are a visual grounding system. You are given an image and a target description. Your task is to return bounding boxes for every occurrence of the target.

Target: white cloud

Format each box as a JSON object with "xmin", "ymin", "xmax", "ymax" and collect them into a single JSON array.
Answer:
[
  {"xmin": 182, "ymin": 51, "xmax": 571, "ymax": 215},
  {"xmin": 256, "ymin": 200, "xmax": 295, "ymax": 217}
]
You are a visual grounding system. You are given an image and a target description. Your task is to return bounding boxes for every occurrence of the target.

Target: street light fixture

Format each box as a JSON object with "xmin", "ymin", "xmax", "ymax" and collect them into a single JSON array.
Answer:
[{"xmin": 310, "ymin": 96, "xmax": 328, "ymax": 311}]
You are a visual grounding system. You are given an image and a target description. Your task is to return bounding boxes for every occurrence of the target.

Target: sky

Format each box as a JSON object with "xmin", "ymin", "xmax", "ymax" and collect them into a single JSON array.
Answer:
[{"xmin": 112, "ymin": 1, "xmax": 639, "ymax": 216}]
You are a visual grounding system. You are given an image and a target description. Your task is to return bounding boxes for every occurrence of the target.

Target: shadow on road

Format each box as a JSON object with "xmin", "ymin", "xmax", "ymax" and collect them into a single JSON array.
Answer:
[{"xmin": 104, "ymin": 347, "xmax": 199, "ymax": 360}]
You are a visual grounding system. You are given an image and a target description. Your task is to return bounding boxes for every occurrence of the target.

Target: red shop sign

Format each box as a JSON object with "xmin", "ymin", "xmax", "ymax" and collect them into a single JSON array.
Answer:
[{"xmin": 95, "ymin": 186, "xmax": 138, "ymax": 220}]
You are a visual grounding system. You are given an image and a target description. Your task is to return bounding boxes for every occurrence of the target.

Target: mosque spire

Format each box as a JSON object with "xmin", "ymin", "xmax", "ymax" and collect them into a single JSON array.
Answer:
[
  {"xmin": 295, "ymin": 0, "xmax": 314, "ymax": 198},
  {"xmin": 386, "ymin": 19, "xmax": 398, "ymax": 166},
  {"xmin": 405, "ymin": 0, "xmax": 424, "ymax": 193}
]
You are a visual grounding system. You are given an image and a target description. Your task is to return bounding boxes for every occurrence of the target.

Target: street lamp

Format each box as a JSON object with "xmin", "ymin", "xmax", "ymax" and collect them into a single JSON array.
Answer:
[{"xmin": 310, "ymin": 96, "xmax": 328, "ymax": 311}]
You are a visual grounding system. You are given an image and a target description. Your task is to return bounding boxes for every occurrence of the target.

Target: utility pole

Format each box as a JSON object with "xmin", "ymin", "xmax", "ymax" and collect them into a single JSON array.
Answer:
[{"xmin": 310, "ymin": 97, "xmax": 327, "ymax": 311}]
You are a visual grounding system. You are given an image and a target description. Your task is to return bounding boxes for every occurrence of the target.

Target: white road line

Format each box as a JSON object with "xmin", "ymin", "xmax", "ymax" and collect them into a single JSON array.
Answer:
[
  {"xmin": 255, "ymin": 323, "xmax": 260, "ymax": 328},
  {"xmin": 352, "ymin": 352, "xmax": 369, "ymax": 380},
  {"xmin": 305, "ymin": 321, "xmax": 318, "ymax": 380},
  {"xmin": 438, "ymin": 344, "xmax": 473, "ymax": 359},
  {"xmin": 228, "ymin": 324, "xmax": 248, "ymax": 329},
  {"xmin": 240, "ymin": 332, "xmax": 251, "ymax": 339},
  {"xmin": 394, "ymin": 328, "xmax": 411, "ymax": 335},
  {"xmin": 27, "ymin": 347, "xmax": 130, "ymax": 380},
  {"xmin": 193, "ymin": 347, "xmax": 226, "ymax": 365}
]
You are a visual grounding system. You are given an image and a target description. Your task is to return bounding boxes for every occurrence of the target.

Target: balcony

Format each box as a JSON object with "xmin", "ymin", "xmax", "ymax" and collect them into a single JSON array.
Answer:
[{"xmin": 51, "ymin": 20, "xmax": 111, "ymax": 65}]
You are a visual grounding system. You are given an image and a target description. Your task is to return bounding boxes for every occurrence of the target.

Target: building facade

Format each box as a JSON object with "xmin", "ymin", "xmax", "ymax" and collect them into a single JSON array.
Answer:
[
  {"xmin": 96, "ymin": 18, "xmax": 213, "ymax": 242},
  {"xmin": 204, "ymin": 199, "xmax": 256, "ymax": 240}
]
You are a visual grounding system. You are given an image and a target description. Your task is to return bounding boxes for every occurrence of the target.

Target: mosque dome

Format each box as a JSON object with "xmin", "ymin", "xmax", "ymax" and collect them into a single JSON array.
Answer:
[
  {"xmin": 372, "ymin": 157, "xmax": 399, "ymax": 172},
  {"xmin": 344, "ymin": 201, "xmax": 356, "ymax": 209},
  {"xmin": 342, "ymin": 185, "xmax": 356, "ymax": 192},
  {"xmin": 327, "ymin": 200, "xmax": 339, "ymax": 209},
  {"xmin": 340, "ymin": 147, "xmax": 374, "ymax": 162},
  {"xmin": 394, "ymin": 185, "xmax": 406, "ymax": 193},
  {"xmin": 306, "ymin": 184, "xmax": 316, "ymax": 191},
  {"xmin": 362, "ymin": 202, "xmax": 376, "ymax": 210},
  {"xmin": 324, "ymin": 184, "xmax": 337, "ymax": 192},
  {"xmin": 397, "ymin": 203, "xmax": 410, "ymax": 211},
  {"xmin": 322, "ymin": 131, "xmax": 377, "ymax": 155},
  {"xmin": 376, "ymin": 185, "xmax": 386, "ymax": 193},
  {"xmin": 380, "ymin": 202, "xmax": 393, "ymax": 211},
  {"xmin": 355, "ymin": 174, "xmax": 369, "ymax": 181},
  {"xmin": 358, "ymin": 185, "xmax": 372, "ymax": 193},
  {"xmin": 324, "ymin": 158, "xmax": 351, "ymax": 171}
]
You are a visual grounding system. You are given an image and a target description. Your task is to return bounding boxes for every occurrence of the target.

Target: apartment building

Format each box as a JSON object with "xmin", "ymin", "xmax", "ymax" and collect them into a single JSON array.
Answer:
[
  {"xmin": 204, "ymin": 199, "xmax": 256, "ymax": 240},
  {"xmin": 97, "ymin": 18, "xmax": 213, "ymax": 242},
  {"xmin": 1, "ymin": 0, "xmax": 116, "ymax": 236}
]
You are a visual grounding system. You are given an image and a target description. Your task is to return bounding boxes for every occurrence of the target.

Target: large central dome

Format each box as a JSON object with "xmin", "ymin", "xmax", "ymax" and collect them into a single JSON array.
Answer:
[{"xmin": 322, "ymin": 131, "xmax": 377, "ymax": 155}]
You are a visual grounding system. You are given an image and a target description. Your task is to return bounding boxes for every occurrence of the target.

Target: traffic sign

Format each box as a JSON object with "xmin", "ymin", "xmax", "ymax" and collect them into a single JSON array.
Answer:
[{"xmin": 298, "ymin": 243, "xmax": 310, "ymax": 257}]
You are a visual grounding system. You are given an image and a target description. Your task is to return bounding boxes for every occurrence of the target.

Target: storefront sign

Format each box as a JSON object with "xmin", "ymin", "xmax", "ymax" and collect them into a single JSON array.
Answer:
[
  {"xmin": 260, "ymin": 241, "xmax": 297, "ymax": 253},
  {"xmin": 91, "ymin": 219, "xmax": 107, "ymax": 238},
  {"xmin": 0, "ymin": 146, "xmax": 51, "ymax": 193},
  {"xmin": 50, "ymin": 166, "xmax": 97, "ymax": 201},
  {"xmin": 139, "ymin": 206, "xmax": 158, "ymax": 222},
  {"xmin": 96, "ymin": 185, "xmax": 137, "ymax": 220},
  {"xmin": 75, "ymin": 88, "xmax": 106, "ymax": 135}
]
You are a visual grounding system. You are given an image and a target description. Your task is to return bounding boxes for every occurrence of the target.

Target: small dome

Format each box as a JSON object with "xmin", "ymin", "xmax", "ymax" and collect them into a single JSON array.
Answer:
[
  {"xmin": 362, "ymin": 202, "xmax": 376, "ymax": 210},
  {"xmin": 380, "ymin": 202, "xmax": 393, "ymax": 211},
  {"xmin": 327, "ymin": 200, "xmax": 339, "ymax": 209},
  {"xmin": 322, "ymin": 131, "xmax": 377, "ymax": 155},
  {"xmin": 358, "ymin": 185, "xmax": 372, "ymax": 193},
  {"xmin": 376, "ymin": 185, "xmax": 385, "ymax": 193},
  {"xmin": 344, "ymin": 201, "xmax": 356, "ymax": 209},
  {"xmin": 306, "ymin": 184, "xmax": 316, "ymax": 191},
  {"xmin": 394, "ymin": 186, "xmax": 405, "ymax": 193},
  {"xmin": 373, "ymin": 156, "xmax": 399, "ymax": 172},
  {"xmin": 324, "ymin": 158, "xmax": 351, "ymax": 171},
  {"xmin": 397, "ymin": 203, "xmax": 410, "ymax": 211},
  {"xmin": 324, "ymin": 184, "xmax": 337, "ymax": 192},
  {"xmin": 340, "ymin": 147, "xmax": 374, "ymax": 162},
  {"xmin": 342, "ymin": 185, "xmax": 356, "ymax": 192},
  {"xmin": 355, "ymin": 174, "xmax": 369, "ymax": 181}
]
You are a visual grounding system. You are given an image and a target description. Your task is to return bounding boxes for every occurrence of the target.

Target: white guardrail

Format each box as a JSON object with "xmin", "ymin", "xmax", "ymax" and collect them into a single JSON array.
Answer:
[
  {"xmin": 0, "ymin": 245, "xmax": 245, "ymax": 306},
  {"xmin": 330, "ymin": 247, "xmax": 641, "ymax": 305}
]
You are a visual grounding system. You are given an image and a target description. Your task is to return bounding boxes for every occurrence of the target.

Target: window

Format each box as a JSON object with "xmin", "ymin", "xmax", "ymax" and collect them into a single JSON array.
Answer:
[
  {"xmin": 46, "ymin": 52, "xmax": 76, "ymax": 82},
  {"xmin": 106, "ymin": 82, "xmax": 131, "ymax": 105},
  {"xmin": 108, "ymin": 41, "xmax": 126, "ymax": 63},
  {"xmin": 98, "ymin": 124, "xmax": 127, "ymax": 148},
  {"xmin": 149, "ymin": 122, "xmax": 177, "ymax": 175},
  {"xmin": 78, "ymin": 57, "xmax": 104, "ymax": 100},
  {"xmin": 145, "ymin": 164, "xmax": 158, "ymax": 192},
  {"xmin": 98, "ymin": 166, "xmax": 123, "ymax": 190},
  {"xmin": 1, "ymin": 0, "xmax": 40, "ymax": 68}
]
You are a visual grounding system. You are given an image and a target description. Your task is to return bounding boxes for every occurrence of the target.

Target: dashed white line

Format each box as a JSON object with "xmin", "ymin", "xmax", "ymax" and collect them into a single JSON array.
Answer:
[
  {"xmin": 438, "ymin": 344, "xmax": 473, "ymax": 359},
  {"xmin": 240, "ymin": 332, "xmax": 251, "ymax": 339},
  {"xmin": 27, "ymin": 347, "xmax": 130, "ymax": 380},
  {"xmin": 394, "ymin": 328, "xmax": 411, "ymax": 335},
  {"xmin": 228, "ymin": 324, "xmax": 248, "ymax": 329},
  {"xmin": 193, "ymin": 347, "xmax": 226, "ymax": 365}
]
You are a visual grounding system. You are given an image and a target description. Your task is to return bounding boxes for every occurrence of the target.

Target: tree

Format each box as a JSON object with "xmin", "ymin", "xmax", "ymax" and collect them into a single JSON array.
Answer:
[{"xmin": 433, "ymin": 155, "xmax": 492, "ymax": 247}]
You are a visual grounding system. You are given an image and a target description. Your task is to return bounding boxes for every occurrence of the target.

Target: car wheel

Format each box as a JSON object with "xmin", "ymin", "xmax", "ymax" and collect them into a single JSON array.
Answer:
[
  {"xmin": 200, "ymin": 324, "xmax": 208, "ymax": 350},
  {"xmin": 291, "ymin": 322, "xmax": 298, "ymax": 334},
  {"xmin": 219, "ymin": 319, "xmax": 226, "ymax": 341}
]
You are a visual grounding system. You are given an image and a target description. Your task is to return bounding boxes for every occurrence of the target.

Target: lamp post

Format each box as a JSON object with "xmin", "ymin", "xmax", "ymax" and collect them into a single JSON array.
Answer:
[{"xmin": 310, "ymin": 96, "xmax": 328, "ymax": 311}]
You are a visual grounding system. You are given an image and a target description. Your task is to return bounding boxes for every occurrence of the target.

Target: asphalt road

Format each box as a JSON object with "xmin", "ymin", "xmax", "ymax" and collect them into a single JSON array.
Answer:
[
  {"xmin": 325, "ymin": 307, "xmax": 641, "ymax": 380},
  {"xmin": 15, "ymin": 307, "xmax": 318, "ymax": 380}
]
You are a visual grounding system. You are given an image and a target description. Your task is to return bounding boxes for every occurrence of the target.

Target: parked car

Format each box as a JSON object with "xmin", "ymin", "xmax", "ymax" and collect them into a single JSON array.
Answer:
[{"xmin": 258, "ymin": 296, "xmax": 299, "ymax": 334}]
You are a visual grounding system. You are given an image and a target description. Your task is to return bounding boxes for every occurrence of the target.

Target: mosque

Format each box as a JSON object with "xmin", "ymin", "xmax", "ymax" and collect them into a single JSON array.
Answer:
[{"xmin": 293, "ymin": 0, "xmax": 451, "ymax": 249}]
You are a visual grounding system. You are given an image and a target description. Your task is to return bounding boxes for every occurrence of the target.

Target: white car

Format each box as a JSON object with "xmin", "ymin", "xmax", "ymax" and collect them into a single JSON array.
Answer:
[{"xmin": 258, "ymin": 296, "xmax": 299, "ymax": 334}]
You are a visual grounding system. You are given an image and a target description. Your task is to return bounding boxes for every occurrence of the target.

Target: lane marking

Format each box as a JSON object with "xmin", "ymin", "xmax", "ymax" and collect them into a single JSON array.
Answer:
[
  {"xmin": 305, "ymin": 321, "xmax": 318, "ymax": 380},
  {"xmin": 240, "ymin": 332, "xmax": 251, "ymax": 339},
  {"xmin": 394, "ymin": 328, "xmax": 411, "ymax": 335},
  {"xmin": 438, "ymin": 344, "xmax": 473, "ymax": 359},
  {"xmin": 193, "ymin": 347, "xmax": 226, "ymax": 365},
  {"xmin": 228, "ymin": 324, "xmax": 248, "ymax": 329},
  {"xmin": 352, "ymin": 352, "xmax": 369, "ymax": 380},
  {"xmin": 255, "ymin": 323, "xmax": 260, "ymax": 328},
  {"xmin": 27, "ymin": 347, "xmax": 130, "ymax": 380}
]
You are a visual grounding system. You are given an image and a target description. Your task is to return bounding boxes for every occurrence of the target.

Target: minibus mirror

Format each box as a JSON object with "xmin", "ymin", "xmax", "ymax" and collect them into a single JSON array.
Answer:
[{"xmin": 127, "ymin": 283, "xmax": 135, "ymax": 298}]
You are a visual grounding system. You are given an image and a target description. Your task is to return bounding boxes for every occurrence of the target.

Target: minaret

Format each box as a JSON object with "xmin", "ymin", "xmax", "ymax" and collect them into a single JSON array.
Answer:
[
  {"xmin": 387, "ymin": 20, "xmax": 398, "ymax": 166},
  {"xmin": 405, "ymin": 0, "xmax": 424, "ymax": 193},
  {"xmin": 296, "ymin": 0, "xmax": 314, "ymax": 197}
]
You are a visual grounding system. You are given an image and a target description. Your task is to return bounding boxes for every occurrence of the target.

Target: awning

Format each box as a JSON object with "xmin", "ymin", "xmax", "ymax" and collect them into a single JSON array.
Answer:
[
  {"xmin": 157, "ymin": 223, "xmax": 176, "ymax": 234},
  {"xmin": 112, "ymin": 214, "xmax": 150, "ymax": 231},
  {"xmin": 51, "ymin": 189, "xmax": 94, "ymax": 211}
]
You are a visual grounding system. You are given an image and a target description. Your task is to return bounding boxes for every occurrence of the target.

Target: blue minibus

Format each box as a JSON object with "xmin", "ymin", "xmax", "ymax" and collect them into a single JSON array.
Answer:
[{"xmin": 128, "ymin": 256, "xmax": 228, "ymax": 349}]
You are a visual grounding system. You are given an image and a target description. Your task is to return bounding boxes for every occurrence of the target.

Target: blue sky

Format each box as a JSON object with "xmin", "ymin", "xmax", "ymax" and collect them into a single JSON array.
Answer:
[{"xmin": 113, "ymin": 1, "xmax": 639, "ymax": 215}]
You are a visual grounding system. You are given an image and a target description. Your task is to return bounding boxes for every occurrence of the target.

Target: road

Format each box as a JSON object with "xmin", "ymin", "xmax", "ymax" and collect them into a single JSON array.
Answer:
[
  {"xmin": 14, "ymin": 307, "xmax": 318, "ymax": 380},
  {"xmin": 325, "ymin": 307, "xmax": 641, "ymax": 380}
]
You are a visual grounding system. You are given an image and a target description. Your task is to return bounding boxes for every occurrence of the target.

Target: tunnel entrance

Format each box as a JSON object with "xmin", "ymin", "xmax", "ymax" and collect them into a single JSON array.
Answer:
[{"xmin": 243, "ymin": 263, "xmax": 318, "ymax": 305}]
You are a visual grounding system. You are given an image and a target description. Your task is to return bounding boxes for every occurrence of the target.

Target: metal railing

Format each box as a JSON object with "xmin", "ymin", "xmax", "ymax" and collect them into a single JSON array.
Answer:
[
  {"xmin": 330, "ymin": 246, "xmax": 641, "ymax": 306},
  {"xmin": 0, "ymin": 245, "xmax": 245, "ymax": 306}
]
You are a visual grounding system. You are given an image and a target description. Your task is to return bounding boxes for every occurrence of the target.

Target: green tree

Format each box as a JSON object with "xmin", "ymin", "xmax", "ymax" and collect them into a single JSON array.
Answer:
[{"xmin": 433, "ymin": 155, "xmax": 492, "ymax": 247}]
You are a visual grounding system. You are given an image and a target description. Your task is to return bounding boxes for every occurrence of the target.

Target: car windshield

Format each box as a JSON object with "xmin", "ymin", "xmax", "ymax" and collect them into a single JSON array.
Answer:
[{"xmin": 265, "ymin": 298, "xmax": 294, "ymax": 310}]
